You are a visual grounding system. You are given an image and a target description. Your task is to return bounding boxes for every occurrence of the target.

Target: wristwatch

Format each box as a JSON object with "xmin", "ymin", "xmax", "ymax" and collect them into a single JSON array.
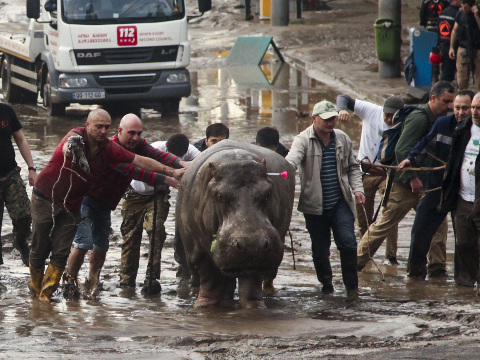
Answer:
[{"xmin": 28, "ymin": 166, "xmax": 37, "ymax": 171}]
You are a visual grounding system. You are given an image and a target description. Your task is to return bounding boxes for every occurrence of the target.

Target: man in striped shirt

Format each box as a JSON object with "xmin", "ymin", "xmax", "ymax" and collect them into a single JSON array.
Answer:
[
  {"xmin": 63, "ymin": 113, "xmax": 187, "ymax": 298},
  {"xmin": 286, "ymin": 100, "xmax": 365, "ymax": 301}
]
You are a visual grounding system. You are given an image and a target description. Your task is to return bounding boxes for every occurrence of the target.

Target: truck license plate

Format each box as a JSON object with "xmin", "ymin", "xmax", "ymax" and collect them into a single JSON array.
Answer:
[{"xmin": 73, "ymin": 91, "xmax": 105, "ymax": 100}]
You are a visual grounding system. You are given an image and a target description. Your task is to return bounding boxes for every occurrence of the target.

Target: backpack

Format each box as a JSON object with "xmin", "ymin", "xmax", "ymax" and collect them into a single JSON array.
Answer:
[
  {"xmin": 404, "ymin": 52, "xmax": 416, "ymax": 85},
  {"xmin": 376, "ymin": 105, "xmax": 428, "ymax": 165}
]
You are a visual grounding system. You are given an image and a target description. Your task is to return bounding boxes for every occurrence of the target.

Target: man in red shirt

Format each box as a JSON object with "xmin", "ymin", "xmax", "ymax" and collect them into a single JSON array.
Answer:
[
  {"xmin": 64, "ymin": 113, "xmax": 186, "ymax": 298},
  {"xmin": 29, "ymin": 109, "xmax": 182, "ymax": 302}
]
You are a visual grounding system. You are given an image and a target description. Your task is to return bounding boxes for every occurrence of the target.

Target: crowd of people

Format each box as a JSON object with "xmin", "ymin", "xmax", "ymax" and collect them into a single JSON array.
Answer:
[
  {"xmin": 1, "ymin": 77, "xmax": 480, "ymax": 304},
  {"xmin": 0, "ymin": 106, "xmax": 293, "ymax": 302}
]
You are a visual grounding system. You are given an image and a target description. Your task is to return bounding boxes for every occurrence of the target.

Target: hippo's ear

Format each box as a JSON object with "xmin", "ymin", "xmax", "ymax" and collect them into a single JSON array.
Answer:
[
  {"xmin": 209, "ymin": 162, "xmax": 218, "ymax": 174},
  {"xmin": 260, "ymin": 158, "xmax": 267, "ymax": 169}
]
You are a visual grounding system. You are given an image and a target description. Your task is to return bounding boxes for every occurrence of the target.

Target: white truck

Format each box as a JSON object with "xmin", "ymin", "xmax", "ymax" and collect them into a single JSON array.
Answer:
[{"xmin": 0, "ymin": 0, "xmax": 210, "ymax": 116}]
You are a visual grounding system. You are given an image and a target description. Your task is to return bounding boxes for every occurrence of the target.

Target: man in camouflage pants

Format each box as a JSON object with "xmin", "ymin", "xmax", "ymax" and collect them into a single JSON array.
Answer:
[
  {"xmin": 0, "ymin": 103, "xmax": 37, "ymax": 268},
  {"xmin": 120, "ymin": 134, "xmax": 199, "ymax": 293},
  {"xmin": 120, "ymin": 188, "xmax": 171, "ymax": 292}
]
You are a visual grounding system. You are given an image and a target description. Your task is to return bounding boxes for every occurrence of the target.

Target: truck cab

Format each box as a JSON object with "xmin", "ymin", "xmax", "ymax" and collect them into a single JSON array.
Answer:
[{"xmin": 0, "ymin": 0, "xmax": 210, "ymax": 115}]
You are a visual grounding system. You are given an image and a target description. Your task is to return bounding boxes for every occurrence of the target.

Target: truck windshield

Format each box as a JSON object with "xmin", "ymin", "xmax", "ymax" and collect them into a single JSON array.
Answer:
[{"xmin": 61, "ymin": 0, "xmax": 185, "ymax": 24}]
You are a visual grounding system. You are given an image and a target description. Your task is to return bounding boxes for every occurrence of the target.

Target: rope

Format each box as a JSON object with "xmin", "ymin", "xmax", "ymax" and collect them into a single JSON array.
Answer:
[
  {"xmin": 49, "ymin": 139, "xmax": 88, "ymax": 238},
  {"xmin": 49, "ymin": 154, "xmax": 68, "ymax": 238},
  {"xmin": 359, "ymin": 160, "xmax": 445, "ymax": 172},
  {"xmin": 288, "ymin": 229, "xmax": 296, "ymax": 270},
  {"xmin": 425, "ymin": 151, "xmax": 447, "ymax": 165},
  {"xmin": 359, "ymin": 203, "xmax": 385, "ymax": 281}
]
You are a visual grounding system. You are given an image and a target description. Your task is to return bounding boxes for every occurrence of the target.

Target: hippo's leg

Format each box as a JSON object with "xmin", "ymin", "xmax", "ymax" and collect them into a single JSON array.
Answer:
[
  {"xmin": 195, "ymin": 271, "xmax": 234, "ymax": 308},
  {"xmin": 195, "ymin": 261, "xmax": 235, "ymax": 307},
  {"xmin": 238, "ymin": 276, "xmax": 265, "ymax": 308}
]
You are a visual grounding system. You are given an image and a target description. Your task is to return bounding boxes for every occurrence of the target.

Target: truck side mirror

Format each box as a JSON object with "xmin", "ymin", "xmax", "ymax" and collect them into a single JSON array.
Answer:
[
  {"xmin": 198, "ymin": 0, "xmax": 211, "ymax": 13},
  {"xmin": 27, "ymin": 0, "xmax": 40, "ymax": 19}
]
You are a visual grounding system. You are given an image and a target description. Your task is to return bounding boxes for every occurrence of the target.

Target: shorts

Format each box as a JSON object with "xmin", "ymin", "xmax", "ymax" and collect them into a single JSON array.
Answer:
[{"xmin": 73, "ymin": 195, "xmax": 112, "ymax": 253}]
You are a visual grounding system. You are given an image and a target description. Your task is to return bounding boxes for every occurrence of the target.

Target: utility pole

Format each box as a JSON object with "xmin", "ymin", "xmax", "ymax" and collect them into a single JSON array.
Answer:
[
  {"xmin": 378, "ymin": 0, "xmax": 401, "ymax": 78},
  {"xmin": 271, "ymin": 0, "xmax": 289, "ymax": 26}
]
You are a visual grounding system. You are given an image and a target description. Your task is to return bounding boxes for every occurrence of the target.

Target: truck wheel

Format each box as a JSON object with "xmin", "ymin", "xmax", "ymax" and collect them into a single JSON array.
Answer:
[
  {"xmin": 43, "ymin": 73, "xmax": 66, "ymax": 116},
  {"xmin": 21, "ymin": 90, "xmax": 38, "ymax": 104},
  {"xmin": 162, "ymin": 98, "xmax": 180, "ymax": 115},
  {"xmin": 1, "ymin": 57, "xmax": 23, "ymax": 103}
]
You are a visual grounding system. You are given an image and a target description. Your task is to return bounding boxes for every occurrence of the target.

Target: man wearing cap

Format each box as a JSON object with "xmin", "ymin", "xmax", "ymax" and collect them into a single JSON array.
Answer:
[
  {"xmin": 337, "ymin": 95, "xmax": 404, "ymax": 266},
  {"xmin": 286, "ymin": 100, "xmax": 365, "ymax": 301},
  {"xmin": 357, "ymin": 81, "xmax": 455, "ymax": 272}
]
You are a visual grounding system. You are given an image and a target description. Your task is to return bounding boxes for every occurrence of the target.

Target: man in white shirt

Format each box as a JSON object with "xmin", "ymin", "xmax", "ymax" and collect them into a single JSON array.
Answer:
[
  {"xmin": 440, "ymin": 92, "xmax": 480, "ymax": 287},
  {"xmin": 337, "ymin": 95, "xmax": 403, "ymax": 265},
  {"xmin": 120, "ymin": 134, "xmax": 200, "ymax": 293}
]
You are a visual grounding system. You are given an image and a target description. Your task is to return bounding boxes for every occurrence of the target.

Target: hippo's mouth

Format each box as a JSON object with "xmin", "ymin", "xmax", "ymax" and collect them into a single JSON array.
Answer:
[{"xmin": 221, "ymin": 267, "xmax": 277, "ymax": 278}]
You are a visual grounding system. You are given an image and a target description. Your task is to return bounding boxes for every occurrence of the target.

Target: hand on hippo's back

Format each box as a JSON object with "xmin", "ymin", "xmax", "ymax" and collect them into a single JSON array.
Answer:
[{"xmin": 164, "ymin": 176, "xmax": 180, "ymax": 189}]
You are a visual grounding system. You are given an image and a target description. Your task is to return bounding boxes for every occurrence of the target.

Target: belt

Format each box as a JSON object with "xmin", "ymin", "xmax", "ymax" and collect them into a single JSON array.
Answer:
[{"xmin": 33, "ymin": 188, "xmax": 49, "ymax": 201}]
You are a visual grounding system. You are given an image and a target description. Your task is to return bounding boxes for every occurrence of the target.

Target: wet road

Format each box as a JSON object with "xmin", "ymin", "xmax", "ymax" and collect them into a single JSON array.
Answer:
[{"xmin": 1, "ymin": 63, "xmax": 480, "ymax": 359}]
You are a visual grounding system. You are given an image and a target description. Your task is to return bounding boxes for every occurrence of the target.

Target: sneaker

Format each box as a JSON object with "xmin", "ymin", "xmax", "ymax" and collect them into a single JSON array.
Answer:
[
  {"xmin": 62, "ymin": 273, "xmax": 80, "ymax": 299},
  {"xmin": 384, "ymin": 257, "xmax": 399, "ymax": 266},
  {"xmin": 428, "ymin": 269, "xmax": 448, "ymax": 278},
  {"xmin": 346, "ymin": 289, "xmax": 360, "ymax": 302},
  {"xmin": 119, "ymin": 275, "xmax": 136, "ymax": 288},
  {"xmin": 321, "ymin": 284, "xmax": 334, "ymax": 295}
]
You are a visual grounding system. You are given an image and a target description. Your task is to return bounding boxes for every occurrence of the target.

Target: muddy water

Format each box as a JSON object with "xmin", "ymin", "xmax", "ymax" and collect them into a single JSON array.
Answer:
[{"xmin": 1, "ymin": 65, "xmax": 479, "ymax": 359}]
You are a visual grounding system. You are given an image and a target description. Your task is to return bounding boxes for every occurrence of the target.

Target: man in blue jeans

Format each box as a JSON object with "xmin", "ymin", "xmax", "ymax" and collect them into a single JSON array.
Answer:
[{"xmin": 286, "ymin": 100, "xmax": 365, "ymax": 301}]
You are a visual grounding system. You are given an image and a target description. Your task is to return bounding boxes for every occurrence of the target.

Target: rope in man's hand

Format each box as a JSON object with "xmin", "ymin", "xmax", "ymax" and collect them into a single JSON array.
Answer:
[
  {"xmin": 359, "ymin": 203, "xmax": 385, "ymax": 282},
  {"xmin": 359, "ymin": 160, "xmax": 446, "ymax": 172},
  {"xmin": 49, "ymin": 135, "xmax": 89, "ymax": 238}
]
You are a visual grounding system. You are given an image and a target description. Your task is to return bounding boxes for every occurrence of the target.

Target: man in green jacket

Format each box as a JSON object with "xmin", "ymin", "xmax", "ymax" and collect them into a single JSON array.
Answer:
[{"xmin": 357, "ymin": 81, "xmax": 455, "ymax": 271}]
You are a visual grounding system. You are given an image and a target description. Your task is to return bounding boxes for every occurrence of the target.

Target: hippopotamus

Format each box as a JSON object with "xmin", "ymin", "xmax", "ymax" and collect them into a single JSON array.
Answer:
[{"xmin": 176, "ymin": 140, "xmax": 295, "ymax": 307}]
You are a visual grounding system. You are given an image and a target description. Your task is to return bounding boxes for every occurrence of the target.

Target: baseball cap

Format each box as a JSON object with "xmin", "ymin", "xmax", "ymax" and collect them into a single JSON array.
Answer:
[
  {"xmin": 383, "ymin": 96, "xmax": 404, "ymax": 114},
  {"xmin": 312, "ymin": 100, "xmax": 339, "ymax": 119}
]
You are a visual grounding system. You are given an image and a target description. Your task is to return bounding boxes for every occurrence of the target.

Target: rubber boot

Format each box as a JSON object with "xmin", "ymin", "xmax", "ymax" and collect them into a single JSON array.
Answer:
[
  {"xmin": 142, "ymin": 261, "xmax": 161, "ymax": 295},
  {"xmin": 39, "ymin": 264, "xmax": 64, "ymax": 302},
  {"xmin": 340, "ymin": 250, "xmax": 359, "ymax": 301},
  {"xmin": 406, "ymin": 260, "xmax": 427, "ymax": 280},
  {"xmin": 142, "ymin": 277, "xmax": 161, "ymax": 295},
  {"xmin": 29, "ymin": 264, "xmax": 44, "ymax": 297}
]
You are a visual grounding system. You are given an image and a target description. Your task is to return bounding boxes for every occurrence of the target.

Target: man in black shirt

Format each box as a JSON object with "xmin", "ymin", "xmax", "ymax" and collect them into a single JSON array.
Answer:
[
  {"xmin": 449, "ymin": 0, "xmax": 480, "ymax": 91},
  {"xmin": 0, "ymin": 103, "xmax": 37, "ymax": 268},
  {"xmin": 194, "ymin": 123, "xmax": 229, "ymax": 152},
  {"xmin": 421, "ymin": 0, "xmax": 451, "ymax": 32},
  {"xmin": 255, "ymin": 127, "xmax": 289, "ymax": 158},
  {"xmin": 438, "ymin": 0, "xmax": 461, "ymax": 81}
]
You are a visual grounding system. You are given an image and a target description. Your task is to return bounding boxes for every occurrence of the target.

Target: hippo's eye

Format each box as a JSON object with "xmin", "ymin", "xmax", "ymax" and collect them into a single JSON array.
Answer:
[{"xmin": 215, "ymin": 192, "xmax": 222, "ymax": 201}]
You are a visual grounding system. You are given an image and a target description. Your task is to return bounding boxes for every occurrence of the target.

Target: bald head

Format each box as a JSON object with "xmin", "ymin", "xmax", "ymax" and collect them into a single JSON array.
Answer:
[
  {"xmin": 119, "ymin": 113, "xmax": 142, "ymax": 129},
  {"xmin": 85, "ymin": 109, "xmax": 112, "ymax": 143},
  {"xmin": 472, "ymin": 92, "xmax": 480, "ymax": 126},
  {"xmin": 118, "ymin": 113, "xmax": 144, "ymax": 149}
]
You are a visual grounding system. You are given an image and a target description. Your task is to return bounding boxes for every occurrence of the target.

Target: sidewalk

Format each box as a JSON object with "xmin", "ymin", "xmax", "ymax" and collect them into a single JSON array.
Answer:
[{"xmin": 189, "ymin": 0, "xmax": 422, "ymax": 105}]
